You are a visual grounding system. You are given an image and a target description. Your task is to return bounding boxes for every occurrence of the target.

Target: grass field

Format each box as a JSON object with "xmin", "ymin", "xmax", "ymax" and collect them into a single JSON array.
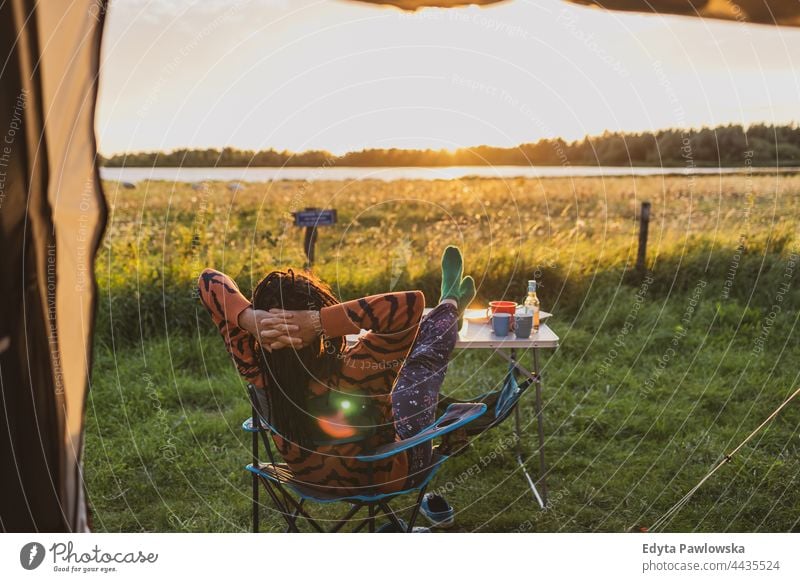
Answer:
[{"xmin": 85, "ymin": 173, "xmax": 800, "ymax": 532}]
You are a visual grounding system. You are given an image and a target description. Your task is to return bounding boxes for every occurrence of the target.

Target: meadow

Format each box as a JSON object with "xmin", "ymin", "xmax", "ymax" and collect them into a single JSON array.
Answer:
[{"xmin": 85, "ymin": 173, "xmax": 800, "ymax": 532}]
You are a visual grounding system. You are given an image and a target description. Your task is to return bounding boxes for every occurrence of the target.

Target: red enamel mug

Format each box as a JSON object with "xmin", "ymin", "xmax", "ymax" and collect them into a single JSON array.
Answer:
[{"xmin": 486, "ymin": 301, "xmax": 518, "ymax": 318}]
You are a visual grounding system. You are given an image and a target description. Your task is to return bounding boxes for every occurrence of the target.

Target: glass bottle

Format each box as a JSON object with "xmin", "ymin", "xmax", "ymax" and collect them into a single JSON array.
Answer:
[{"xmin": 523, "ymin": 279, "xmax": 540, "ymax": 332}]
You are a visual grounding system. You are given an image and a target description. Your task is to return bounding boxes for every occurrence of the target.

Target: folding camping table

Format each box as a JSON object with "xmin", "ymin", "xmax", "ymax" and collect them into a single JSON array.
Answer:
[{"xmin": 347, "ymin": 308, "xmax": 559, "ymax": 509}]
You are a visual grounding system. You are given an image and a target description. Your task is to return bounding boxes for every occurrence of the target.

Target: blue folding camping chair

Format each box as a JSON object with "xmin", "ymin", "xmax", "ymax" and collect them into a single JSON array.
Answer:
[
  {"xmin": 243, "ymin": 384, "xmax": 487, "ymax": 533},
  {"xmin": 436, "ymin": 361, "xmax": 538, "ymax": 438}
]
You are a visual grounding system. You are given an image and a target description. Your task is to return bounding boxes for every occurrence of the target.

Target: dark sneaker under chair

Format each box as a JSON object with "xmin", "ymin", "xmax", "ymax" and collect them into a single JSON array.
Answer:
[{"xmin": 420, "ymin": 493, "xmax": 455, "ymax": 529}]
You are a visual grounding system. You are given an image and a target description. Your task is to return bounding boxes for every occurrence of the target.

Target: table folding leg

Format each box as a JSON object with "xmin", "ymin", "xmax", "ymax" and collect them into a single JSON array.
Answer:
[{"xmin": 498, "ymin": 347, "xmax": 548, "ymax": 509}]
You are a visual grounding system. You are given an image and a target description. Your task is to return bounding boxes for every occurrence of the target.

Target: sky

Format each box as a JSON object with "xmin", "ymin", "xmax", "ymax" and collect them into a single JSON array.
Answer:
[{"xmin": 96, "ymin": 0, "xmax": 800, "ymax": 155}]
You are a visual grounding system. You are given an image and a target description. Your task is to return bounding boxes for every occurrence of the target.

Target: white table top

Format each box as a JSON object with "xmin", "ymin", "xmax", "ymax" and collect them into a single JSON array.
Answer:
[{"xmin": 346, "ymin": 308, "xmax": 559, "ymax": 350}]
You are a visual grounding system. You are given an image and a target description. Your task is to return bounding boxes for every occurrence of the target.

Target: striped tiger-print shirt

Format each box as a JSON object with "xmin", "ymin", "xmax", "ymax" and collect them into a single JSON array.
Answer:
[{"xmin": 198, "ymin": 268, "xmax": 424, "ymax": 495}]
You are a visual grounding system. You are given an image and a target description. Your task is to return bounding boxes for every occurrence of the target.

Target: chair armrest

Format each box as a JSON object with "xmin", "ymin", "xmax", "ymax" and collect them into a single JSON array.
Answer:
[{"xmin": 355, "ymin": 402, "xmax": 486, "ymax": 462}]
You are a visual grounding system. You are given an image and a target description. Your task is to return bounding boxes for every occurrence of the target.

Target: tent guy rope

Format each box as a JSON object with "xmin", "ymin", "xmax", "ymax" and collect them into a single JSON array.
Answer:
[{"xmin": 648, "ymin": 386, "xmax": 800, "ymax": 532}]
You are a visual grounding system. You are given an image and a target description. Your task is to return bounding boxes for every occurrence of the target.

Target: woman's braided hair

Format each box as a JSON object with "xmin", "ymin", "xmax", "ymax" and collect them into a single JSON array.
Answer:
[{"xmin": 252, "ymin": 268, "xmax": 345, "ymax": 448}]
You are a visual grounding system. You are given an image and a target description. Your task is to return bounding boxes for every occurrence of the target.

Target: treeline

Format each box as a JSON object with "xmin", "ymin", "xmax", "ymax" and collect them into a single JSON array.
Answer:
[{"xmin": 101, "ymin": 123, "xmax": 800, "ymax": 167}]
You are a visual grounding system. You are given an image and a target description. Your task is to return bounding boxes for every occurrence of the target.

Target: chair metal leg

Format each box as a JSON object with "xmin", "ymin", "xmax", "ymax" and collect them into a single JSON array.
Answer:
[
  {"xmin": 329, "ymin": 503, "xmax": 363, "ymax": 532},
  {"xmin": 283, "ymin": 500, "xmax": 305, "ymax": 532},
  {"xmin": 378, "ymin": 502, "xmax": 406, "ymax": 530},
  {"xmin": 252, "ymin": 428, "xmax": 259, "ymax": 533},
  {"xmin": 347, "ymin": 502, "xmax": 376, "ymax": 532},
  {"xmin": 279, "ymin": 490, "xmax": 323, "ymax": 532},
  {"xmin": 252, "ymin": 472, "xmax": 260, "ymax": 533},
  {"xmin": 406, "ymin": 486, "xmax": 428, "ymax": 531},
  {"xmin": 259, "ymin": 476, "xmax": 288, "ymax": 514},
  {"xmin": 259, "ymin": 478, "xmax": 296, "ymax": 530},
  {"xmin": 256, "ymin": 475, "xmax": 313, "ymax": 532}
]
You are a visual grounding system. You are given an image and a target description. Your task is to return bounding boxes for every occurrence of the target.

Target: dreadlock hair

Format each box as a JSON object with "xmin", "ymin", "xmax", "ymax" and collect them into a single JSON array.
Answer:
[{"xmin": 252, "ymin": 268, "xmax": 346, "ymax": 448}]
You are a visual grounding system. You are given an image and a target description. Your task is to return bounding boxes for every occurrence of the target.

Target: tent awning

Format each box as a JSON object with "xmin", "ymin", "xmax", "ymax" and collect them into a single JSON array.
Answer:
[
  {"xmin": 563, "ymin": 0, "xmax": 800, "ymax": 27},
  {"xmin": 351, "ymin": 0, "xmax": 800, "ymax": 26}
]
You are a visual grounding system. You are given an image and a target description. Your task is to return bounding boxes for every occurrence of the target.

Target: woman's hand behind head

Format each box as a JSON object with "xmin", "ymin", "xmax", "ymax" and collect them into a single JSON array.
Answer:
[
  {"xmin": 265, "ymin": 309, "xmax": 321, "ymax": 349},
  {"xmin": 238, "ymin": 307, "xmax": 302, "ymax": 351}
]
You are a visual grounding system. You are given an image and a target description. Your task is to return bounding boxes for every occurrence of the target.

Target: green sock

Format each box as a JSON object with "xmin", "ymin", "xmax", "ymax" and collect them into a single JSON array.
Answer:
[
  {"xmin": 456, "ymin": 276, "xmax": 476, "ymax": 316},
  {"xmin": 447, "ymin": 276, "xmax": 476, "ymax": 330},
  {"xmin": 439, "ymin": 246, "xmax": 463, "ymax": 303}
]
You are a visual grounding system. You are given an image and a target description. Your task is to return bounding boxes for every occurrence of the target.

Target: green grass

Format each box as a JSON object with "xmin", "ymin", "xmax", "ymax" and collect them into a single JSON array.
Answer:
[{"xmin": 85, "ymin": 175, "xmax": 800, "ymax": 532}]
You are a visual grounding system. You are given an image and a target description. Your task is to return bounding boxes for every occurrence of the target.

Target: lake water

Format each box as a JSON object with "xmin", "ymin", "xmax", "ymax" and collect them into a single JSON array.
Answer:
[{"xmin": 99, "ymin": 165, "xmax": 794, "ymax": 184}]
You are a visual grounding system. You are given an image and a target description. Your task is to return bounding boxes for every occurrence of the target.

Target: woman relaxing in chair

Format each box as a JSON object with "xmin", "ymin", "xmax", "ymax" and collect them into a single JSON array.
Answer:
[{"xmin": 198, "ymin": 246, "xmax": 474, "ymax": 529}]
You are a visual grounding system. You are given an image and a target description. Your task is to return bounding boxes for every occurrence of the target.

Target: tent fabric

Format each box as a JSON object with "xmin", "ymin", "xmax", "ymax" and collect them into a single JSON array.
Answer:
[
  {"xmin": 0, "ymin": 0, "xmax": 107, "ymax": 532},
  {"xmin": 563, "ymin": 1, "xmax": 800, "ymax": 27},
  {"xmin": 353, "ymin": 0, "xmax": 800, "ymax": 26},
  {"xmin": 352, "ymin": 0, "xmax": 505, "ymax": 9}
]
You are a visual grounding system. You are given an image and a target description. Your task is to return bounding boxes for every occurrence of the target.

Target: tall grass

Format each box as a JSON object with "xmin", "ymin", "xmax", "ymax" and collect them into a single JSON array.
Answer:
[{"xmin": 96, "ymin": 174, "xmax": 800, "ymax": 344}]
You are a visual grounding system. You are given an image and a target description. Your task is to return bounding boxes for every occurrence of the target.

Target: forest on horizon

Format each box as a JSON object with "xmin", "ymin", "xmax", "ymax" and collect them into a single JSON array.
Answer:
[{"xmin": 102, "ymin": 123, "xmax": 800, "ymax": 168}]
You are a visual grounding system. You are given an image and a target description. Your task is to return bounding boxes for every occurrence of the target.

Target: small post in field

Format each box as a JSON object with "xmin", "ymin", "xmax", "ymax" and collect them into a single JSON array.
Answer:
[
  {"xmin": 292, "ymin": 207, "xmax": 337, "ymax": 267},
  {"xmin": 636, "ymin": 201, "xmax": 651, "ymax": 272}
]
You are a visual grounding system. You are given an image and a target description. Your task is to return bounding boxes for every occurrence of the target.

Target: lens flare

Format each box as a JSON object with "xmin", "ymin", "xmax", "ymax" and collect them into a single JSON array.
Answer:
[{"xmin": 317, "ymin": 410, "xmax": 357, "ymax": 439}]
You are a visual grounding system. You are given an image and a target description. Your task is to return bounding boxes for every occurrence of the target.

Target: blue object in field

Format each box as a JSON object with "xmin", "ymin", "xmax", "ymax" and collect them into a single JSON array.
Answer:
[{"xmin": 293, "ymin": 208, "xmax": 337, "ymax": 227}]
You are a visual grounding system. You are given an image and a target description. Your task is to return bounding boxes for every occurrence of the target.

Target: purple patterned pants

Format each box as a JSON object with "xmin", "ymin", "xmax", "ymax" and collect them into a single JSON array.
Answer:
[{"xmin": 391, "ymin": 302, "xmax": 459, "ymax": 485}]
